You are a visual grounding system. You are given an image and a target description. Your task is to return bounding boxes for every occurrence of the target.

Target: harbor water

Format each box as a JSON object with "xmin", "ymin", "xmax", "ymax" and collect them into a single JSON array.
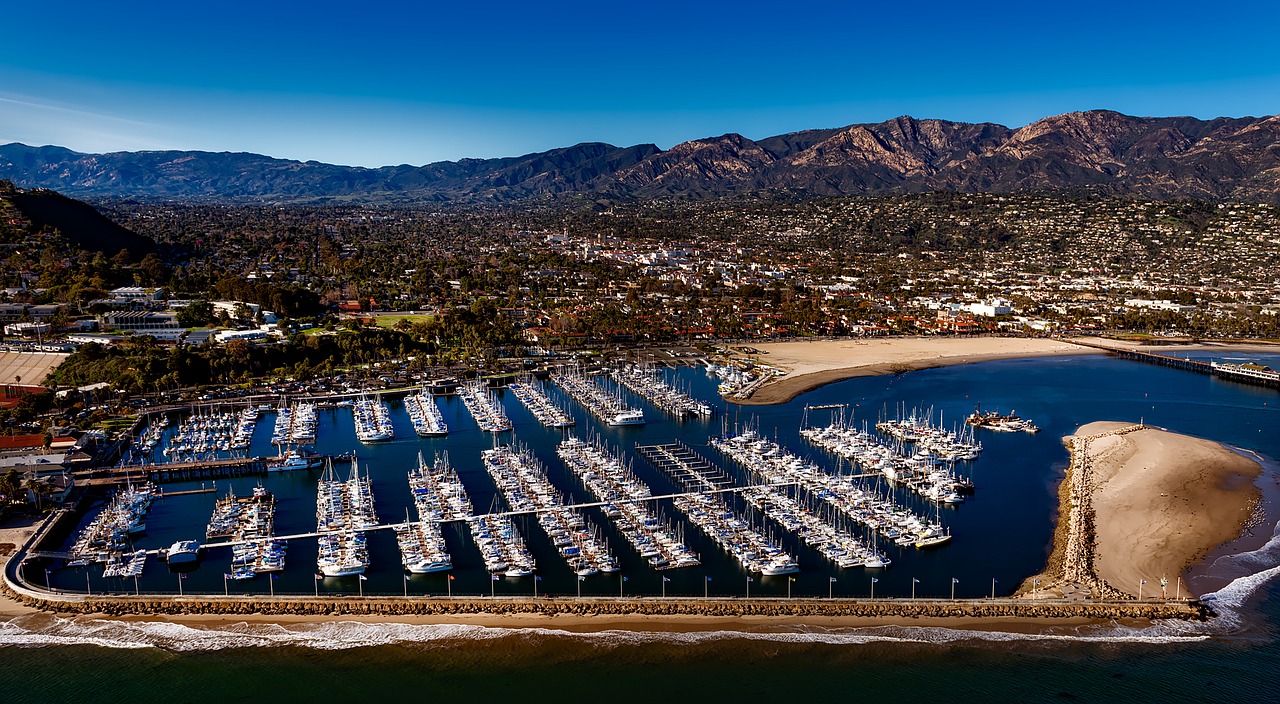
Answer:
[{"xmin": 4, "ymin": 351, "xmax": 1280, "ymax": 702}]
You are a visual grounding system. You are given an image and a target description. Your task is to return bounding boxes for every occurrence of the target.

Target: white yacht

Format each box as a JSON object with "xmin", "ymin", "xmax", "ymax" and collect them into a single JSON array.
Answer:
[
  {"xmin": 267, "ymin": 450, "xmax": 325, "ymax": 472},
  {"xmin": 165, "ymin": 540, "xmax": 202, "ymax": 565},
  {"xmin": 608, "ymin": 409, "xmax": 646, "ymax": 426}
]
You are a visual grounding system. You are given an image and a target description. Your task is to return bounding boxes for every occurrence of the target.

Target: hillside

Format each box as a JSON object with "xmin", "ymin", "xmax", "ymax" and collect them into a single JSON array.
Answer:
[
  {"xmin": 2, "ymin": 110, "xmax": 1279, "ymax": 204},
  {"xmin": 0, "ymin": 185, "xmax": 156, "ymax": 256}
]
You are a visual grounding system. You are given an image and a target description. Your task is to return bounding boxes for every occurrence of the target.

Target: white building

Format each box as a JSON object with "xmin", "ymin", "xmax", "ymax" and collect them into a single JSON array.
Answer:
[
  {"xmin": 1123, "ymin": 299, "xmax": 1197, "ymax": 312},
  {"xmin": 966, "ymin": 298, "xmax": 1013, "ymax": 317}
]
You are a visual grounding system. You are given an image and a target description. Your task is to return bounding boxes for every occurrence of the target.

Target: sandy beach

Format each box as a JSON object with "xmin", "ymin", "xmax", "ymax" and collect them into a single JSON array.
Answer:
[
  {"xmin": 730, "ymin": 336, "xmax": 1280, "ymax": 405},
  {"xmin": 1028, "ymin": 422, "xmax": 1262, "ymax": 600},
  {"xmin": 732, "ymin": 337, "xmax": 1092, "ymax": 405},
  {"xmin": 1083, "ymin": 422, "xmax": 1261, "ymax": 598}
]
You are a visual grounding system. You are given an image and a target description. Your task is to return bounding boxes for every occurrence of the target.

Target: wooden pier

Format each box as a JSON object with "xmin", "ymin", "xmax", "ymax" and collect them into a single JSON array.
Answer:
[
  {"xmin": 85, "ymin": 458, "xmax": 269, "ymax": 484},
  {"xmin": 1072, "ymin": 339, "xmax": 1278, "ymax": 390}
]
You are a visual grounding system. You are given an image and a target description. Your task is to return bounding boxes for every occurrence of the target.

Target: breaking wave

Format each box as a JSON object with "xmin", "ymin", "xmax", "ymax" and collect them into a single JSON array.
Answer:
[{"xmin": 0, "ymin": 612, "xmax": 1218, "ymax": 652}]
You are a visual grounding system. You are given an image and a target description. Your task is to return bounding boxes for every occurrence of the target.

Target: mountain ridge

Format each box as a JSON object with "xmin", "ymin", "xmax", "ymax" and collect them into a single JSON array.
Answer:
[{"xmin": 3, "ymin": 110, "xmax": 1278, "ymax": 204}]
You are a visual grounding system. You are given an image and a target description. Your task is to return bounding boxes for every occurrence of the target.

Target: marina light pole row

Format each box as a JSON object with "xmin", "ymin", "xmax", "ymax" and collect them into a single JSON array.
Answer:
[{"xmin": 129, "ymin": 573, "xmax": 1020, "ymax": 600}]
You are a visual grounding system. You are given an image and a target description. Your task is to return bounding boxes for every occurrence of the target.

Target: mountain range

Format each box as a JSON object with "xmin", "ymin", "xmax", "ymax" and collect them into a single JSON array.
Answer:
[{"xmin": 3, "ymin": 110, "xmax": 1279, "ymax": 204}]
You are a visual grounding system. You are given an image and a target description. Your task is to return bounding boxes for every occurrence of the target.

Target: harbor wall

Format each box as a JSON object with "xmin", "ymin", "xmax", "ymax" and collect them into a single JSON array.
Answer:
[
  {"xmin": 2, "ymin": 585, "xmax": 1206, "ymax": 621},
  {"xmin": 3, "ymin": 507, "xmax": 1208, "ymax": 622}
]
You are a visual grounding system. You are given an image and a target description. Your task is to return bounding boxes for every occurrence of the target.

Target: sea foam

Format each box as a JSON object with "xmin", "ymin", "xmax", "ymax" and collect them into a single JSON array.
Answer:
[{"xmin": 0, "ymin": 612, "xmax": 1215, "ymax": 652}]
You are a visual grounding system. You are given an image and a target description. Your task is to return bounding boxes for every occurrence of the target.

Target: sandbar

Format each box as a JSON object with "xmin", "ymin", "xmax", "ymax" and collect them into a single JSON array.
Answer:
[{"xmin": 1027, "ymin": 422, "xmax": 1261, "ymax": 600}]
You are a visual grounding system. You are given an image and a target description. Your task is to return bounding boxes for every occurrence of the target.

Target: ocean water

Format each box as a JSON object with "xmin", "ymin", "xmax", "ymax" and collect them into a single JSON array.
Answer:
[{"xmin": 4, "ymin": 351, "xmax": 1280, "ymax": 702}]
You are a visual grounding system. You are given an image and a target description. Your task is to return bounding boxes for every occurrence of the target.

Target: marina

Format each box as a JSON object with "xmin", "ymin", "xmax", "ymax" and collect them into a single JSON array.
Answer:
[
  {"xmin": 161, "ymin": 407, "xmax": 257, "ymax": 461},
  {"xmin": 637, "ymin": 441, "xmax": 800, "ymax": 575},
  {"xmin": 507, "ymin": 379, "xmax": 574, "ymax": 428},
  {"xmin": 466, "ymin": 513, "xmax": 537, "ymax": 577},
  {"xmin": 397, "ymin": 452, "xmax": 467, "ymax": 573},
  {"xmin": 315, "ymin": 461, "xmax": 378, "ymax": 577},
  {"xmin": 29, "ymin": 353, "xmax": 1278, "ymax": 602},
  {"xmin": 205, "ymin": 484, "xmax": 285, "ymax": 579},
  {"xmin": 875, "ymin": 405, "xmax": 983, "ymax": 463},
  {"xmin": 551, "ymin": 366, "xmax": 645, "ymax": 426},
  {"xmin": 482, "ymin": 444, "xmax": 618, "ymax": 575},
  {"xmin": 353, "ymin": 396, "xmax": 395, "ymax": 443},
  {"xmin": 403, "ymin": 389, "xmax": 448, "ymax": 437},
  {"xmin": 718, "ymin": 428, "xmax": 950, "ymax": 548},
  {"xmin": 68, "ymin": 482, "xmax": 157, "ymax": 566},
  {"xmin": 271, "ymin": 402, "xmax": 318, "ymax": 445},
  {"xmin": 458, "ymin": 381, "xmax": 512, "ymax": 433},
  {"xmin": 800, "ymin": 420, "xmax": 973, "ymax": 504},
  {"xmin": 612, "ymin": 364, "xmax": 713, "ymax": 418},
  {"xmin": 557, "ymin": 436, "xmax": 700, "ymax": 570}
]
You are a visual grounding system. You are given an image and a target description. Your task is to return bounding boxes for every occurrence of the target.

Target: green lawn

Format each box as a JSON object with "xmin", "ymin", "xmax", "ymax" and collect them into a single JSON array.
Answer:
[{"xmin": 373, "ymin": 314, "xmax": 435, "ymax": 329}]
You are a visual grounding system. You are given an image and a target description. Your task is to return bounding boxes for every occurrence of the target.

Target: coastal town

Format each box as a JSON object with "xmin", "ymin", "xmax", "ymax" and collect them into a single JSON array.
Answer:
[
  {"xmin": 1, "ymin": 181, "xmax": 1277, "ymax": 620},
  {"xmin": 8, "ymin": 0, "xmax": 1280, "ymax": 697}
]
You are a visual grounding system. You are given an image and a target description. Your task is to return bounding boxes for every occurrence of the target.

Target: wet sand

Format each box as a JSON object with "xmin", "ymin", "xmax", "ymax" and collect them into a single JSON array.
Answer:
[{"xmin": 1026, "ymin": 422, "xmax": 1262, "ymax": 600}]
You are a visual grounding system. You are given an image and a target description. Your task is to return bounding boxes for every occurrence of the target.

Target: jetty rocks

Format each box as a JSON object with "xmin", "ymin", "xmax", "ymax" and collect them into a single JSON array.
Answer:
[{"xmin": 3, "ymin": 583, "xmax": 1207, "ymax": 621}]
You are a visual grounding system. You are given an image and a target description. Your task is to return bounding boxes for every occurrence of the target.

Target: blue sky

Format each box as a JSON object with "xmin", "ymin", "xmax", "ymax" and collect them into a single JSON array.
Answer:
[{"xmin": 2, "ymin": 1, "xmax": 1278, "ymax": 167}]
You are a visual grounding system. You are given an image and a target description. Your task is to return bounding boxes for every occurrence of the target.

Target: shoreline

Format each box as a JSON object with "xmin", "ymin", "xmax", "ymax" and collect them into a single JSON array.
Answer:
[
  {"xmin": 0, "ymin": 585, "xmax": 1203, "ymax": 634},
  {"xmin": 729, "ymin": 337, "xmax": 1280, "ymax": 406},
  {"xmin": 1022, "ymin": 422, "xmax": 1262, "ymax": 601}
]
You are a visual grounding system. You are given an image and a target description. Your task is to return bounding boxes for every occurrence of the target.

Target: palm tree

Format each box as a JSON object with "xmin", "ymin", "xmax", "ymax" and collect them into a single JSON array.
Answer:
[
  {"xmin": 0, "ymin": 469, "xmax": 19, "ymax": 506},
  {"xmin": 23, "ymin": 476, "xmax": 45, "ymax": 512}
]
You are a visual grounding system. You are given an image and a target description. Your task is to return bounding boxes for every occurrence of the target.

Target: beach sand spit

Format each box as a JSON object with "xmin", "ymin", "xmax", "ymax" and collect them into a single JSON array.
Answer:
[{"xmin": 1025, "ymin": 422, "xmax": 1260, "ymax": 600}]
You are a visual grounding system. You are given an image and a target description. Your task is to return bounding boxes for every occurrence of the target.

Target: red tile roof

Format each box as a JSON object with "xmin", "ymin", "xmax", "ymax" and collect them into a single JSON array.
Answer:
[{"xmin": 0, "ymin": 434, "xmax": 45, "ymax": 450}]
